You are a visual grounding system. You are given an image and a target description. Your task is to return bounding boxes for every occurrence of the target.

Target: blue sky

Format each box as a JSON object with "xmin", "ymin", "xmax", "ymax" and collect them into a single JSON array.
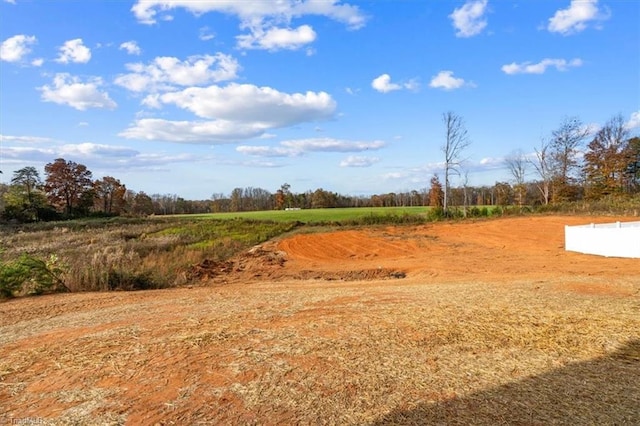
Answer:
[{"xmin": 1, "ymin": 0, "xmax": 639, "ymax": 199}]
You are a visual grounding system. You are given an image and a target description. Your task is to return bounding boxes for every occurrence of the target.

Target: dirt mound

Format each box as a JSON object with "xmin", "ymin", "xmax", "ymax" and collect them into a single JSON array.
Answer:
[{"xmin": 184, "ymin": 215, "xmax": 640, "ymax": 289}]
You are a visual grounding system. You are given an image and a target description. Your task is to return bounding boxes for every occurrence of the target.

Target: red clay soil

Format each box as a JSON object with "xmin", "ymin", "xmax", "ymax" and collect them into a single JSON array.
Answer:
[
  {"xmin": 276, "ymin": 215, "xmax": 639, "ymax": 294},
  {"xmin": 1, "ymin": 215, "xmax": 638, "ymax": 425}
]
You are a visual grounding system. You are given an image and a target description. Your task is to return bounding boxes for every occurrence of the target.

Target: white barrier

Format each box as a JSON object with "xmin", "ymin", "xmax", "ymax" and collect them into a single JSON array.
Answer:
[{"xmin": 565, "ymin": 221, "xmax": 640, "ymax": 258}]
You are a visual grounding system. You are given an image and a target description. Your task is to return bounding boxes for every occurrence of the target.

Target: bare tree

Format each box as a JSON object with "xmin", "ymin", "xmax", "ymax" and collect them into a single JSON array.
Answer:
[
  {"xmin": 441, "ymin": 112, "xmax": 471, "ymax": 213},
  {"xmin": 504, "ymin": 150, "xmax": 527, "ymax": 206},
  {"xmin": 530, "ymin": 139, "xmax": 552, "ymax": 205}
]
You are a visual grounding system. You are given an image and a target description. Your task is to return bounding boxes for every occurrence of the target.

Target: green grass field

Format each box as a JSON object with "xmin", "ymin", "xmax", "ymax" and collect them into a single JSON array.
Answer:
[{"xmin": 175, "ymin": 206, "xmax": 430, "ymax": 223}]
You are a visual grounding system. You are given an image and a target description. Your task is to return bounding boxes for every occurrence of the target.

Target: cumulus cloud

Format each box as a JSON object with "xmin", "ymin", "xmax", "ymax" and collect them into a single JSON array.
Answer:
[
  {"xmin": 449, "ymin": 0, "xmax": 488, "ymax": 38},
  {"xmin": 625, "ymin": 111, "xmax": 640, "ymax": 130},
  {"xmin": 119, "ymin": 40, "xmax": 141, "ymax": 55},
  {"xmin": 40, "ymin": 73, "xmax": 117, "ymax": 111},
  {"xmin": 119, "ymin": 118, "xmax": 269, "ymax": 142},
  {"xmin": 31, "ymin": 58, "xmax": 44, "ymax": 67},
  {"xmin": 429, "ymin": 70, "xmax": 471, "ymax": 90},
  {"xmin": 501, "ymin": 58, "xmax": 583, "ymax": 74},
  {"xmin": 115, "ymin": 54, "xmax": 240, "ymax": 93},
  {"xmin": 56, "ymin": 38, "xmax": 91, "ymax": 64},
  {"xmin": 237, "ymin": 138, "xmax": 385, "ymax": 157},
  {"xmin": 340, "ymin": 155, "xmax": 379, "ymax": 167},
  {"xmin": 371, "ymin": 74, "xmax": 400, "ymax": 93},
  {"xmin": 153, "ymin": 83, "xmax": 335, "ymax": 123},
  {"xmin": 237, "ymin": 25, "xmax": 317, "ymax": 51},
  {"xmin": 371, "ymin": 74, "xmax": 418, "ymax": 93},
  {"xmin": 120, "ymin": 85, "xmax": 336, "ymax": 142},
  {"xmin": 547, "ymin": 0, "xmax": 609, "ymax": 35},
  {"xmin": 131, "ymin": 0, "xmax": 366, "ymax": 28},
  {"xmin": 131, "ymin": 0, "xmax": 365, "ymax": 51},
  {"xmin": 0, "ymin": 34, "xmax": 36, "ymax": 62}
]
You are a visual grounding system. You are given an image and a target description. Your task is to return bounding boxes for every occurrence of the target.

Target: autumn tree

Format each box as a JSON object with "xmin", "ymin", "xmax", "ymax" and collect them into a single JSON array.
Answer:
[
  {"xmin": 275, "ymin": 183, "xmax": 291, "ymax": 210},
  {"xmin": 94, "ymin": 176, "xmax": 127, "ymax": 215},
  {"xmin": 311, "ymin": 188, "xmax": 338, "ymax": 208},
  {"xmin": 428, "ymin": 175, "xmax": 444, "ymax": 207},
  {"xmin": 132, "ymin": 191, "xmax": 154, "ymax": 216},
  {"xmin": 44, "ymin": 159, "xmax": 93, "ymax": 215},
  {"xmin": 549, "ymin": 117, "xmax": 589, "ymax": 202},
  {"xmin": 493, "ymin": 181, "xmax": 513, "ymax": 207},
  {"xmin": 230, "ymin": 188, "xmax": 244, "ymax": 212},
  {"xmin": 583, "ymin": 115, "xmax": 631, "ymax": 198},
  {"xmin": 441, "ymin": 112, "xmax": 471, "ymax": 213}
]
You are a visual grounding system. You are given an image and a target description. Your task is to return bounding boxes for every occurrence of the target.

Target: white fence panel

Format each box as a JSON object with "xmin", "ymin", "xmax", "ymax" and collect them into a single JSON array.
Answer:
[{"xmin": 565, "ymin": 221, "xmax": 640, "ymax": 258}]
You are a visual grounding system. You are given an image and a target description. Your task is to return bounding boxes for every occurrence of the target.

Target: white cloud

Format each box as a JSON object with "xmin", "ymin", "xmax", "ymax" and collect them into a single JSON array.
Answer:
[
  {"xmin": 236, "ymin": 145, "xmax": 296, "ymax": 157},
  {"xmin": 115, "ymin": 54, "xmax": 240, "ymax": 92},
  {"xmin": 340, "ymin": 155, "xmax": 380, "ymax": 167},
  {"xmin": 371, "ymin": 74, "xmax": 418, "ymax": 93},
  {"xmin": 625, "ymin": 111, "xmax": 640, "ymax": 130},
  {"xmin": 131, "ymin": 0, "xmax": 366, "ymax": 29},
  {"xmin": 31, "ymin": 58, "xmax": 44, "ymax": 67},
  {"xmin": 121, "ymin": 84, "xmax": 336, "ymax": 143},
  {"xmin": 131, "ymin": 1, "xmax": 365, "ymax": 52},
  {"xmin": 281, "ymin": 138, "xmax": 385, "ymax": 153},
  {"xmin": 0, "ymin": 134, "xmax": 52, "ymax": 143},
  {"xmin": 119, "ymin": 40, "xmax": 141, "ymax": 55},
  {"xmin": 372, "ymin": 74, "xmax": 401, "ymax": 93},
  {"xmin": 4, "ymin": 0, "xmax": 17, "ymax": 4},
  {"xmin": 548, "ymin": 0, "xmax": 608, "ymax": 35},
  {"xmin": 40, "ymin": 73, "xmax": 117, "ymax": 111},
  {"xmin": 429, "ymin": 70, "xmax": 470, "ymax": 90},
  {"xmin": 119, "ymin": 118, "xmax": 267, "ymax": 142},
  {"xmin": 152, "ymin": 83, "xmax": 336, "ymax": 124},
  {"xmin": 56, "ymin": 38, "xmax": 91, "ymax": 64},
  {"xmin": 58, "ymin": 142, "xmax": 139, "ymax": 158},
  {"xmin": 478, "ymin": 157, "xmax": 505, "ymax": 169},
  {"xmin": 199, "ymin": 27, "xmax": 215, "ymax": 41},
  {"xmin": 501, "ymin": 58, "xmax": 583, "ymax": 75},
  {"xmin": 0, "ymin": 140, "xmax": 203, "ymax": 171},
  {"xmin": 0, "ymin": 34, "xmax": 36, "ymax": 62},
  {"xmin": 449, "ymin": 0, "xmax": 488, "ymax": 38},
  {"xmin": 237, "ymin": 25, "xmax": 317, "ymax": 51},
  {"xmin": 237, "ymin": 138, "xmax": 385, "ymax": 157}
]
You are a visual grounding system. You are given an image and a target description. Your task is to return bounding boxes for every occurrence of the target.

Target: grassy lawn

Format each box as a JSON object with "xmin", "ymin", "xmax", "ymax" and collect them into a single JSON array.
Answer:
[{"xmin": 175, "ymin": 206, "xmax": 430, "ymax": 223}]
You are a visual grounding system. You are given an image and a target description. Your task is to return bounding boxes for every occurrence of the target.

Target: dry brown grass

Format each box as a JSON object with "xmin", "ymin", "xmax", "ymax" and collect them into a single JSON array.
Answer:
[
  {"xmin": 0, "ymin": 218, "xmax": 296, "ymax": 293},
  {"xmin": 0, "ymin": 216, "xmax": 638, "ymax": 424},
  {"xmin": 1, "ymin": 278, "xmax": 638, "ymax": 425}
]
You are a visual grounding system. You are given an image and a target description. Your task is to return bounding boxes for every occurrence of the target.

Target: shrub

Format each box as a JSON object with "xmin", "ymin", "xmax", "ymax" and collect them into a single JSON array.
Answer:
[
  {"xmin": 427, "ymin": 207, "xmax": 445, "ymax": 221},
  {"xmin": 0, "ymin": 253, "xmax": 67, "ymax": 298}
]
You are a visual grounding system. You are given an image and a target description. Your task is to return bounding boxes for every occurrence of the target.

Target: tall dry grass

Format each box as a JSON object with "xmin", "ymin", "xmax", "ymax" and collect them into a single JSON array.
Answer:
[{"xmin": 0, "ymin": 217, "xmax": 298, "ymax": 294}]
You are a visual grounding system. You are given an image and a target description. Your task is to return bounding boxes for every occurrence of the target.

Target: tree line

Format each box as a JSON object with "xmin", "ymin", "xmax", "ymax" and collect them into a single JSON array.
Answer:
[
  {"xmin": 0, "ymin": 159, "xmax": 221, "ymax": 221},
  {"xmin": 1, "ymin": 113, "xmax": 638, "ymax": 222}
]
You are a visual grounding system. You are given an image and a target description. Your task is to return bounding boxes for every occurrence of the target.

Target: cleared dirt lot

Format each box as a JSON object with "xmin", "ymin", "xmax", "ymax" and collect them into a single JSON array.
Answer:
[{"xmin": 1, "ymin": 216, "xmax": 639, "ymax": 425}]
